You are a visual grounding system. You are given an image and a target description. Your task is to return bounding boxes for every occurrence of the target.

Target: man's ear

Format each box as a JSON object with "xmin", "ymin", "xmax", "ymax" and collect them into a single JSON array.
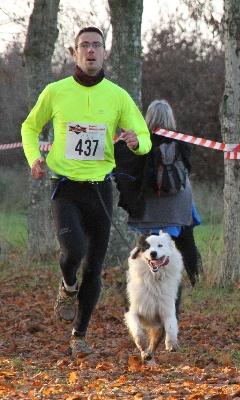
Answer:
[
  {"xmin": 68, "ymin": 46, "xmax": 74, "ymax": 56},
  {"xmin": 103, "ymin": 50, "xmax": 108, "ymax": 60}
]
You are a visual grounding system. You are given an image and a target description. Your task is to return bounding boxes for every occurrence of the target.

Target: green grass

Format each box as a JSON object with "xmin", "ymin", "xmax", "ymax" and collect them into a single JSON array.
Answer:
[
  {"xmin": 182, "ymin": 285, "xmax": 239, "ymax": 311},
  {"xmin": 0, "ymin": 166, "xmax": 29, "ymax": 252},
  {"xmin": 191, "ymin": 182, "xmax": 224, "ymax": 285},
  {"xmin": 0, "ymin": 175, "xmax": 227, "ymax": 287},
  {"xmin": 194, "ymin": 221, "xmax": 223, "ymax": 284},
  {"xmin": 194, "ymin": 222, "xmax": 223, "ymax": 253},
  {"xmin": 0, "ymin": 210, "xmax": 28, "ymax": 250}
]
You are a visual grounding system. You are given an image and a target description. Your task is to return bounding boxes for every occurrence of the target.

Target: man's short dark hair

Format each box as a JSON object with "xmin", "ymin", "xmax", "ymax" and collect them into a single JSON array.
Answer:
[{"xmin": 75, "ymin": 27, "xmax": 105, "ymax": 49}]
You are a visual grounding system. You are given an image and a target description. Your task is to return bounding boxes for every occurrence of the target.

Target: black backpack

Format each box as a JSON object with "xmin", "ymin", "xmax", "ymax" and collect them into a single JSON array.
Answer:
[
  {"xmin": 113, "ymin": 139, "xmax": 189, "ymax": 218},
  {"xmin": 153, "ymin": 141, "xmax": 188, "ymax": 197}
]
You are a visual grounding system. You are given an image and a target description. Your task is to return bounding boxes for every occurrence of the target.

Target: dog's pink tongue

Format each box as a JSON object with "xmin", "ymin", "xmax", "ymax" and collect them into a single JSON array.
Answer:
[
  {"xmin": 152, "ymin": 256, "xmax": 169, "ymax": 267},
  {"xmin": 151, "ymin": 259, "xmax": 161, "ymax": 267}
]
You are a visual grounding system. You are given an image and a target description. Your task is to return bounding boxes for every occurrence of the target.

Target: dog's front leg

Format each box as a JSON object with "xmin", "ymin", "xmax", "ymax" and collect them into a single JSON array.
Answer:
[
  {"xmin": 163, "ymin": 315, "xmax": 179, "ymax": 352},
  {"xmin": 125, "ymin": 312, "xmax": 150, "ymax": 360},
  {"xmin": 147, "ymin": 325, "xmax": 165, "ymax": 363},
  {"xmin": 148, "ymin": 326, "xmax": 164, "ymax": 353}
]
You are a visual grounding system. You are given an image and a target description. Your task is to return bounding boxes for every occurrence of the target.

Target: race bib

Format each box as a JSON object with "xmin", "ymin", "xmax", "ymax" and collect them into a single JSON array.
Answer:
[{"xmin": 65, "ymin": 122, "xmax": 106, "ymax": 160}]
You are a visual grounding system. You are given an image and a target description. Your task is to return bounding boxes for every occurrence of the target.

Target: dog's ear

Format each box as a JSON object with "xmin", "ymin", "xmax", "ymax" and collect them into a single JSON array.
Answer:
[
  {"xmin": 130, "ymin": 246, "xmax": 141, "ymax": 259},
  {"xmin": 137, "ymin": 233, "xmax": 148, "ymax": 248},
  {"xmin": 166, "ymin": 233, "xmax": 176, "ymax": 250}
]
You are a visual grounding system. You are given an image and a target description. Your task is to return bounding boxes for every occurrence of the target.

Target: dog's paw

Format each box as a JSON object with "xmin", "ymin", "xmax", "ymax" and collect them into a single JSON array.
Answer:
[
  {"xmin": 147, "ymin": 359, "xmax": 158, "ymax": 367},
  {"xmin": 165, "ymin": 341, "xmax": 179, "ymax": 352},
  {"xmin": 141, "ymin": 350, "xmax": 152, "ymax": 361}
]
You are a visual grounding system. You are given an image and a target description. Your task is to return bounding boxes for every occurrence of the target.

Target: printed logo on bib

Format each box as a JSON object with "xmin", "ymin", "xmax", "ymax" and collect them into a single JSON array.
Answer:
[{"xmin": 66, "ymin": 123, "xmax": 106, "ymax": 160}]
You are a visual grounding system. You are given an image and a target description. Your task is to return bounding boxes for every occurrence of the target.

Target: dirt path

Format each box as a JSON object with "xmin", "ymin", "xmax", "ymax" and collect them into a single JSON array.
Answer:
[{"xmin": 0, "ymin": 270, "xmax": 240, "ymax": 399}]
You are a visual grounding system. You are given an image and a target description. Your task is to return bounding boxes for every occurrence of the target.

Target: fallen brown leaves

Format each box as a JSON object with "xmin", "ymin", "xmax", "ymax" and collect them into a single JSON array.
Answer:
[{"xmin": 0, "ymin": 268, "xmax": 240, "ymax": 399}]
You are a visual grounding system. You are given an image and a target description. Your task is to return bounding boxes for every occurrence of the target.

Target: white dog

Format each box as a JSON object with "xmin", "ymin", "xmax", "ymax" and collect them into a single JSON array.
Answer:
[{"xmin": 125, "ymin": 231, "xmax": 183, "ymax": 363}]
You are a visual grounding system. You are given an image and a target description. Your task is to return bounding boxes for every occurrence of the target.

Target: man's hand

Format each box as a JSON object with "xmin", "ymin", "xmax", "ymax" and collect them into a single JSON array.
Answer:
[
  {"xmin": 31, "ymin": 157, "xmax": 46, "ymax": 180},
  {"xmin": 119, "ymin": 128, "xmax": 139, "ymax": 150}
]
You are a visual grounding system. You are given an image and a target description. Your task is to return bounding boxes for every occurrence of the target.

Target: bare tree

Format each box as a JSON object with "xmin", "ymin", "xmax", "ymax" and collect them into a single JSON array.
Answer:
[
  {"xmin": 23, "ymin": 0, "xmax": 60, "ymax": 259},
  {"xmin": 107, "ymin": 0, "xmax": 143, "ymax": 108},
  {"xmin": 104, "ymin": 0, "xmax": 143, "ymax": 268},
  {"xmin": 219, "ymin": 0, "xmax": 240, "ymax": 283}
]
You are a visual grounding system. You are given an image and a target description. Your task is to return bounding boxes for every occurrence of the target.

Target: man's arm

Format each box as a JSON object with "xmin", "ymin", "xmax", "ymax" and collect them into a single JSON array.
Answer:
[
  {"xmin": 117, "ymin": 91, "xmax": 152, "ymax": 155},
  {"xmin": 31, "ymin": 156, "xmax": 46, "ymax": 180},
  {"xmin": 21, "ymin": 85, "xmax": 52, "ymax": 170},
  {"xmin": 119, "ymin": 127, "xmax": 139, "ymax": 150}
]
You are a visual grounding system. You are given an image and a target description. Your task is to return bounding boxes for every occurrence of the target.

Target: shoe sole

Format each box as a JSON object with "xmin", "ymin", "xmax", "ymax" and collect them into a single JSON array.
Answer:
[
  {"xmin": 71, "ymin": 350, "xmax": 92, "ymax": 358},
  {"xmin": 70, "ymin": 342, "xmax": 93, "ymax": 357},
  {"xmin": 54, "ymin": 309, "xmax": 75, "ymax": 324}
]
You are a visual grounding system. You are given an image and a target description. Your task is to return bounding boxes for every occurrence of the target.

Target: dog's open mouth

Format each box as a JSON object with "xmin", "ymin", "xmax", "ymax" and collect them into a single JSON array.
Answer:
[{"xmin": 145, "ymin": 256, "xmax": 170, "ymax": 273}]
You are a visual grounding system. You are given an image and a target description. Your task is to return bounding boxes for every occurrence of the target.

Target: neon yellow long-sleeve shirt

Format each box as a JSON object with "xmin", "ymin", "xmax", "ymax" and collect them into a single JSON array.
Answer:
[{"xmin": 21, "ymin": 76, "xmax": 152, "ymax": 181}]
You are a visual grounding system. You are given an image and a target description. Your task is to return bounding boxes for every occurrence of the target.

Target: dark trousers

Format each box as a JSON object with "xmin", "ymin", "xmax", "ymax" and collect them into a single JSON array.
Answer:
[
  {"xmin": 172, "ymin": 225, "xmax": 200, "ymax": 287},
  {"xmin": 51, "ymin": 178, "xmax": 113, "ymax": 335}
]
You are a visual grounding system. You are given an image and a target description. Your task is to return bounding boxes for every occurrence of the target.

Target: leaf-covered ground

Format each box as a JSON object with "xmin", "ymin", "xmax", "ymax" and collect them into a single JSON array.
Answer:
[{"xmin": 0, "ymin": 267, "xmax": 240, "ymax": 399}]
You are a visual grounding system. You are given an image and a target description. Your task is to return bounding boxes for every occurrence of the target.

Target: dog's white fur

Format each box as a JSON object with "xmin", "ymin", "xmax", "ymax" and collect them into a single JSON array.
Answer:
[{"xmin": 125, "ymin": 231, "xmax": 183, "ymax": 363}]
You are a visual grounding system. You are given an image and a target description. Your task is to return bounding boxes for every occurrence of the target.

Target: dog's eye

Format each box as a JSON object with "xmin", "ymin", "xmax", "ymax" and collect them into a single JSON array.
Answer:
[{"xmin": 158, "ymin": 244, "xmax": 163, "ymax": 247}]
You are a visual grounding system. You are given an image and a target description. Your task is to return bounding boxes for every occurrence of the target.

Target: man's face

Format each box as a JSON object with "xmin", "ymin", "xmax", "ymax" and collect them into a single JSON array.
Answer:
[{"xmin": 74, "ymin": 32, "xmax": 107, "ymax": 76}]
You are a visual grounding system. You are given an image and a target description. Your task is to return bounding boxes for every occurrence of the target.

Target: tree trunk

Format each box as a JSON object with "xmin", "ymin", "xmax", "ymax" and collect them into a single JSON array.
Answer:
[
  {"xmin": 107, "ymin": 0, "xmax": 143, "ymax": 108},
  {"xmin": 23, "ymin": 0, "xmax": 60, "ymax": 259},
  {"xmin": 219, "ymin": 0, "xmax": 240, "ymax": 283},
  {"xmin": 104, "ymin": 0, "xmax": 143, "ymax": 269}
]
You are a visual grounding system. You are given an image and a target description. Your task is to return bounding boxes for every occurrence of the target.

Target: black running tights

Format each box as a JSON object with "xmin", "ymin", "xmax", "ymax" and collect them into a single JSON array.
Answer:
[{"xmin": 51, "ymin": 179, "xmax": 113, "ymax": 335}]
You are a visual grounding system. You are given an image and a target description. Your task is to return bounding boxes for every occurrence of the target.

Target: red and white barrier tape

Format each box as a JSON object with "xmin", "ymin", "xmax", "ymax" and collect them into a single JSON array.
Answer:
[
  {"xmin": 0, "ymin": 141, "xmax": 52, "ymax": 151},
  {"xmin": 1, "ymin": 130, "xmax": 240, "ymax": 159},
  {"xmin": 154, "ymin": 128, "xmax": 240, "ymax": 160},
  {"xmin": 38, "ymin": 141, "xmax": 52, "ymax": 151},
  {"xmin": 0, "ymin": 142, "xmax": 23, "ymax": 150}
]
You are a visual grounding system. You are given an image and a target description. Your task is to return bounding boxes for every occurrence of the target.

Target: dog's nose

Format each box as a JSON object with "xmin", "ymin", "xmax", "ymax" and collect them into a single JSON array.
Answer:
[{"xmin": 150, "ymin": 251, "xmax": 157, "ymax": 259}]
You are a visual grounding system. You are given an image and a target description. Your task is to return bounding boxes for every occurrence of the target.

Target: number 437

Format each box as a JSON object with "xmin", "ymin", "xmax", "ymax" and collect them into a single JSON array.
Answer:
[{"xmin": 75, "ymin": 139, "xmax": 99, "ymax": 156}]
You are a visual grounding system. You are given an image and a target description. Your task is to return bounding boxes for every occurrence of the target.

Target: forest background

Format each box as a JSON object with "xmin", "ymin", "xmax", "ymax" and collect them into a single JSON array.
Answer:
[
  {"xmin": 0, "ymin": 1, "xmax": 240, "ymax": 399},
  {"xmin": 0, "ymin": 0, "xmax": 224, "ymax": 183},
  {"xmin": 0, "ymin": 0, "xmax": 224, "ymax": 255},
  {"xmin": 0, "ymin": 0, "xmax": 225, "ymax": 275}
]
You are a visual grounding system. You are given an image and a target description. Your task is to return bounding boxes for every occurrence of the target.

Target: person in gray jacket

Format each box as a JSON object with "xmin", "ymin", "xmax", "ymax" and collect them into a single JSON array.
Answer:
[{"xmin": 114, "ymin": 99, "xmax": 202, "ymax": 286}]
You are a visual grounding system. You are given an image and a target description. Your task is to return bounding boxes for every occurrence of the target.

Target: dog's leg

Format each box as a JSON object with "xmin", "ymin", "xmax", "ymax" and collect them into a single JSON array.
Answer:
[
  {"xmin": 147, "ymin": 324, "xmax": 165, "ymax": 363},
  {"xmin": 125, "ymin": 312, "xmax": 150, "ymax": 360},
  {"xmin": 164, "ymin": 284, "xmax": 182, "ymax": 350},
  {"xmin": 162, "ymin": 314, "xmax": 179, "ymax": 352}
]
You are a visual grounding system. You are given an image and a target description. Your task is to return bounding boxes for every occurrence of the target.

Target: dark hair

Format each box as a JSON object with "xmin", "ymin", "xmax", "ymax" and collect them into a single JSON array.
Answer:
[{"xmin": 75, "ymin": 26, "xmax": 105, "ymax": 49}]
